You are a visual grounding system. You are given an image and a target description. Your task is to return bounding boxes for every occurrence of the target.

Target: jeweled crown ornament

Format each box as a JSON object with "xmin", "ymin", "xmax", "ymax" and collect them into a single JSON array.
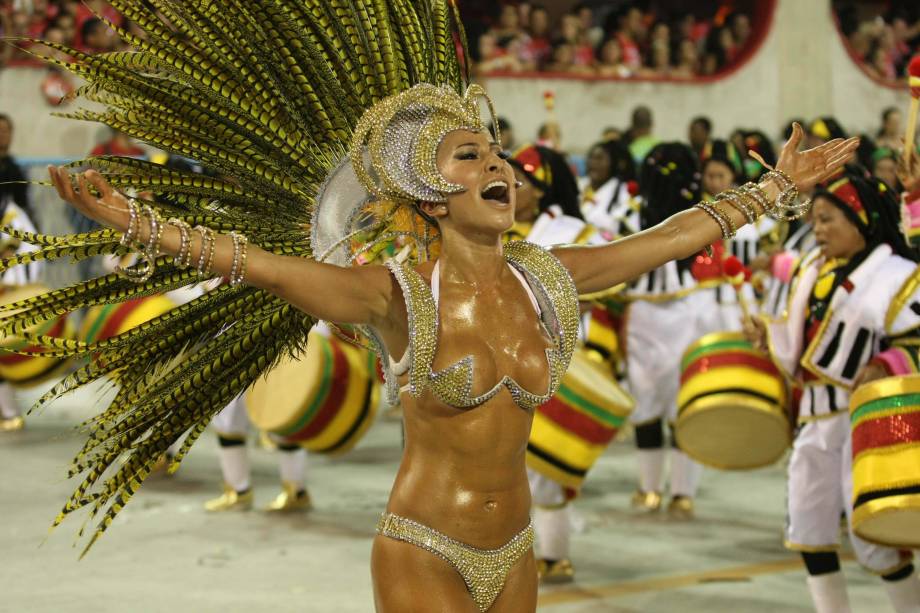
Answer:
[{"xmin": 350, "ymin": 83, "xmax": 500, "ymax": 204}]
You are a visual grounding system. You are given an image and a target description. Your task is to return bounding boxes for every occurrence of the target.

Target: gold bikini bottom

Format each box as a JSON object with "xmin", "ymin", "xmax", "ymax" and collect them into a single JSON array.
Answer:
[{"xmin": 376, "ymin": 512, "xmax": 534, "ymax": 612}]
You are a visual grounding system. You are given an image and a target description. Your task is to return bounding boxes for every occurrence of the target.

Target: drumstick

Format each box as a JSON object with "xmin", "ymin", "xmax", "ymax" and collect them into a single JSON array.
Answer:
[{"xmin": 904, "ymin": 55, "xmax": 920, "ymax": 168}]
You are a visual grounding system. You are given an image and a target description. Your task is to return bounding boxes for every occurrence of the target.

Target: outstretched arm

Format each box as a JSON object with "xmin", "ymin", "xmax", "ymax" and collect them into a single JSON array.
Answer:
[
  {"xmin": 48, "ymin": 167, "xmax": 398, "ymax": 328},
  {"xmin": 553, "ymin": 125, "xmax": 860, "ymax": 294}
]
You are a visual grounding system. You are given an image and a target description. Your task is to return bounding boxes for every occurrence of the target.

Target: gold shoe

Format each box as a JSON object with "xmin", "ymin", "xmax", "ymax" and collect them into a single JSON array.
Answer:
[
  {"xmin": 667, "ymin": 496, "xmax": 695, "ymax": 520},
  {"xmin": 0, "ymin": 416, "xmax": 24, "ymax": 432},
  {"xmin": 204, "ymin": 485, "xmax": 253, "ymax": 512},
  {"xmin": 631, "ymin": 490, "xmax": 662, "ymax": 512},
  {"xmin": 264, "ymin": 482, "xmax": 312, "ymax": 513},
  {"xmin": 537, "ymin": 558, "xmax": 575, "ymax": 584}
]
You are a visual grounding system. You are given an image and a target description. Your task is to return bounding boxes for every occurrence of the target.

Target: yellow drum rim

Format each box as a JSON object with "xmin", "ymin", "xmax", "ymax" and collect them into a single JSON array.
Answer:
[
  {"xmin": 676, "ymin": 393, "xmax": 791, "ymax": 469},
  {"xmin": 852, "ymin": 493, "xmax": 920, "ymax": 548},
  {"xmin": 245, "ymin": 331, "xmax": 326, "ymax": 433},
  {"xmin": 850, "ymin": 374, "xmax": 920, "ymax": 417}
]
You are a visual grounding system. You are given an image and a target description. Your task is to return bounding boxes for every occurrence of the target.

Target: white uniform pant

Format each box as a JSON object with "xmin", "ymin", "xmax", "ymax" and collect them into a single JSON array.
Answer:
[
  {"xmin": 0, "ymin": 382, "xmax": 20, "ymax": 419},
  {"xmin": 786, "ymin": 412, "xmax": 904, "ymax": 574}
]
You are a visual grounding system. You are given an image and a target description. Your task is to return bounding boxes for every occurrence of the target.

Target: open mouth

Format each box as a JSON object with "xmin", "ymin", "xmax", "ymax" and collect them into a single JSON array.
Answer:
[{"xmin": 480, "ymin": 180, "xmax": 510, "ymax": 205}]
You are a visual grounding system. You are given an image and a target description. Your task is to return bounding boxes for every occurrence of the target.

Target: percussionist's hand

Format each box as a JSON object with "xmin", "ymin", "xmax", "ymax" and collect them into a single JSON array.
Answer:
[
  {"xmin": 853, "ymin": 362, "xmax": 888, "ymax": 389},
  {"xmin": 48, "ymin": 166, "xmax": 131, "ymax": 232},
  {"xmin": 769, "ymin": 123, "xmax": 860, "ymax": 192},
  {"xmin": 897, "ymin": 140, "xmax": 920, "ymax": 194},
  {"xmin": 742, "ymin": 315, "xmax": 767, "ymax": 353}
]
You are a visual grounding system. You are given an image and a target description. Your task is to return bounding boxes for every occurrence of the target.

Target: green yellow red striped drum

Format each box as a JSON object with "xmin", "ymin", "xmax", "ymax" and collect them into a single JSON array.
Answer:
[
  {"xmin": 0, "ymin": 284, "xmax": 74, "ymax": 387},
  {"xmin": 246, "ymin": 328, "xmax": 378, "ymax": 455},
  {"xmin": 527, "ymin": 347, "xmax": 634, "ymax": 490},
  {"xmin": 80, "ymin": 295, "xmax": 179, "ymax": 344},
  {"xmin": 850, "ymin": 375, "xmax": 920, "ymax": 548},
  {"xmin": 675, "ymin": 332, "xmax": 789, "ymax": 470}
]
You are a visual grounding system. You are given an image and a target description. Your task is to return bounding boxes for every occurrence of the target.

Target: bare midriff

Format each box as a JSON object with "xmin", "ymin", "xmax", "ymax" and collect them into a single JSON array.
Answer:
[{"xmin": 385, "ymin": 387, "xmax": 535, "ymax": 550}]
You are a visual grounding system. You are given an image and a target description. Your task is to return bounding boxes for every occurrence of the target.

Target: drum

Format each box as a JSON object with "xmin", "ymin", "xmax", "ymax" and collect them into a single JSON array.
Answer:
[
  {"xmin": 246, "ymin": 328, "xmax": 379, "ymax": 455},
  {"xmin": 850, "ymin": 375, "xmax": 920, "ymax": 548},
  {"xmin": 527, "ymin": 348, "xmax": 634, "ymax": 490},
  {"xmin": 675, "ymin": 331, "xmax": 789, "ymax": 470},
  {"xmin": 0, "ymin": 284, "xmax": 74, "ymax": 387},
  {"xmin": 583, "ymin": 305, "xmax": 621, "ymax": 374},
  {"xmin": 80, "ymin": 295, "xmax": 178, "ymax": 344}
]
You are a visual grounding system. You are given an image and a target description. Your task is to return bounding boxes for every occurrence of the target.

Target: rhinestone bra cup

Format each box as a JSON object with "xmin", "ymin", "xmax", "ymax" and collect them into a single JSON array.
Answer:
[{"xmin": 385, "ymin": 241, "xmax": 580, "ymax": 411}]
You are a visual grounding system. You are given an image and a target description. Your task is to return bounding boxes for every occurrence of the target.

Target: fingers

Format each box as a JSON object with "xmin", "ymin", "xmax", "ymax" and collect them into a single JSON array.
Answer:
[
  {"xmin": 50, "ymin": 165, "xmax": 79, "ymax": 204},
  {"xmin": 786, "ymin": 122, "xmax": 804, "ymax": 150},
  {"xmin": 84, "ymin": 169, "xmax": 115, "ymax": 201},
  {"xmin": 76, "ymin": 172, "xmax": 99, "ymax": 209}
]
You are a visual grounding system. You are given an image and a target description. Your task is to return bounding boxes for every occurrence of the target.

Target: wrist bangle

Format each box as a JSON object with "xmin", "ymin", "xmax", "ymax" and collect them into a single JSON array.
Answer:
[
  {"xmin": 695, "ymin": 201, "xmax": 736, "ymax": 239},
  {"xmin": 716, "ymin": 190, "xmax": 758, "ymax": 224},
  {"xmin": 229, "ymin": 231, "xmax": 249, "ymax": 286},
  {"xmin": 193, "ymin": 225, "xmax": 215, "ymax": 277},
  {"xmin": 168, "ymin": 218, "xmax": 194, "ymax": 269}
]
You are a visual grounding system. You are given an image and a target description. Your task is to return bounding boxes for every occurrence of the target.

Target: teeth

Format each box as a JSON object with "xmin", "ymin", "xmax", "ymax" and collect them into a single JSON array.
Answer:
[{"xmin": 483, "ymin": 180, "xmax": 508, "ymax": 192}]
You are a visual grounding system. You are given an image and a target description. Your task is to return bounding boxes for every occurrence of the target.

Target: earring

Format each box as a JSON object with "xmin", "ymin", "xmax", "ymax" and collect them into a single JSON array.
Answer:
[{"xmin": 514, "ymin": 180, "xmax": 524, "ymax": 188}]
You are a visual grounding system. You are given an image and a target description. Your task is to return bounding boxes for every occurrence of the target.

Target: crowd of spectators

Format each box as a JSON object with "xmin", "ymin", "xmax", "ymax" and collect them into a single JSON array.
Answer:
[
  {"xmin": 468, "ymin": 2, "xmax": 757, "ymax": 79},
  {"xmin": 0, "ymin": 0, "xmax": 128, "ymax": 69},
  {"xmin": 835, "ymin": 2, "xmax": 920, "ymax": 85}
]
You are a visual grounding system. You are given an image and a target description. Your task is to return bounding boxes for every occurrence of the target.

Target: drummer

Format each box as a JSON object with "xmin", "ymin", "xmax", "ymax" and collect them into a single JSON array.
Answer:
[
  {"xmin": 622, "ymin": 143, "xmax": 713, "ymax": 520},
  {"xmin": 507, "ymin": 144, "xmax": 620, "ymax": 583},
  {"xmin": 204, "ymin": 393, "xmax": 311, "ymax": 513},
  {"xmin": 0, "ymin": 197, "xmax": 43, "ymax": 432},
  {"xmin": 746, "ymin": 172, "xmax": 920, "ymax": 612}
]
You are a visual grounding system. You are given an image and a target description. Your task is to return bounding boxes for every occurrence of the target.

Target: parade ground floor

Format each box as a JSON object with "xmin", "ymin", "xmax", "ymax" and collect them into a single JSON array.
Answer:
[{"xmin": 1, "ymin": 381, "xmax": 893, "ymax": 613}]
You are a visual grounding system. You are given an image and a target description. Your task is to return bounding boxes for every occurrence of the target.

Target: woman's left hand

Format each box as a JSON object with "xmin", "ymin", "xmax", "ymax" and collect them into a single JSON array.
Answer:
[
  {"xmin": 773, "ymin": 123, "xmax": 860, "ymax": 192},
  {"xmin": 853, "ymin": 362, "xmax": 889, "ymax": 389}
]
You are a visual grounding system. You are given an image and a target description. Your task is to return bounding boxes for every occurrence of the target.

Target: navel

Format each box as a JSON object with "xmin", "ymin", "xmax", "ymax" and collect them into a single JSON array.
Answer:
[{"xmin": 484, "ymin": 500, "xmax": 498, "ymax": 512}]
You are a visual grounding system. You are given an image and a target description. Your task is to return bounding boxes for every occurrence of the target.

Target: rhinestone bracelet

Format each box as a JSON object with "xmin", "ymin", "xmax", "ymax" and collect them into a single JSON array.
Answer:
[
  {"xmin": 695, "ymin": 201, "xmax": 736, "ymax": 239},
  {"xmin": 193, "ymin": 225, "xmax": 215, "ymax": 277},
  {"xmin": 740, "ymin": 182, "xmax": 770, "ymax": 214},
  {"xmin": 168, "ymin": 218, "xmax": 194, "ymax": 269},
  {"xmin": 120, "ymin": 199, "xmax": 140, "ymax": 248},
  {"xmin": 228, "ymin": 232, "xmax": 249, "ymax": 286},
  {"xmin": 716, "ymin": 190, "xmax": 758, "ymax": 224},
  {"xmin": 202, "ymin": 227, "xmax": 217, "ymax": 278}
]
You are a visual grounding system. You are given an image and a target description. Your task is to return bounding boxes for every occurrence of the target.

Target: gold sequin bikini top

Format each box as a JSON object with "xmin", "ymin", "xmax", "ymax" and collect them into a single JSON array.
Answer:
[{"xmin": 384, "ymin": 241, "xmax": 579, "ymax": 411}]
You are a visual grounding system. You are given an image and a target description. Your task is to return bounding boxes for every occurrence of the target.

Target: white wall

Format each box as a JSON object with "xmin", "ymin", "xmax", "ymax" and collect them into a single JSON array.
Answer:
[{"xmin": 0, "ymin": 0, "xmax": 911, "ymax": 159}]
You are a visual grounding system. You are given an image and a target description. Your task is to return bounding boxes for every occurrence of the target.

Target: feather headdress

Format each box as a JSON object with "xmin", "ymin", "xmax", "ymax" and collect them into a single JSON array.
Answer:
[{"xmin": 0, "ymin": 0, "xmax": 484, "ymax": 555}]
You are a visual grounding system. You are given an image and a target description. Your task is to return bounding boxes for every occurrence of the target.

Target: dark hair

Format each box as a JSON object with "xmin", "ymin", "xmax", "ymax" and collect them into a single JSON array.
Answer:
[
  {"xmin": 639, "ymin": 142, "xmax": 700, "ymax": 272},
  {"xmin": 639, "ymin": 142, "xmax": 700, "ymax": 230},
  {"xmin": 700, "ymin": 139, "xmax": 742, "ymax": 181},
  {"xmin": 877, "ymin": 107, "xmax": 900, "ymax": 137},
  {"xmin": 690, "ymin": 116, "xmax": 712, "ymax": 134},
  {"xmin": 739, "ymin": 129, "xmax": 777, "ymax": 180},
  {"xmin": 0, "ymin": 113, "xmax": 11, "ymax": 127},
  {"xmin": 631, "ymin": 105, "xmax": 653, "ymax": 130},
  {"xmin": 508, "ymin": 145, "xmax": 583, "ymax": 220},
  {"xmin": 589, "ymin": 139, "xmax": 636, "ymax": 184},
  {"xmin": 814, "ymin": 172, "xmax": 918, "ymax": 294}
]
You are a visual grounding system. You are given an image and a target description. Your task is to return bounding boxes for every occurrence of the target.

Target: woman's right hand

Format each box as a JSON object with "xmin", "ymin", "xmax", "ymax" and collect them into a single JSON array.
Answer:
[
  {"xmin": 742, "ymin": 315, "xmax": 767, "ymax": 352},
  {"xmin": 48, "ymin": 166, "xmax": 132, "ymax": 233}
]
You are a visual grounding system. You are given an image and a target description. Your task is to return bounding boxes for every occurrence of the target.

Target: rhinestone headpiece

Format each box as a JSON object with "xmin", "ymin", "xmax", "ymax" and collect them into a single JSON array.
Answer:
[{"xmin": 349, "ymin": 83, "xmax": 500, "ymax": 204}]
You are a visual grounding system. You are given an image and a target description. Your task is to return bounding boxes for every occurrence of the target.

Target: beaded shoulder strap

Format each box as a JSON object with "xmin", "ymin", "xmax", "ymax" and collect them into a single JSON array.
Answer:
[{"xmin": 502, "ymin": 241, "xmax": 580, "ymax": 382}]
